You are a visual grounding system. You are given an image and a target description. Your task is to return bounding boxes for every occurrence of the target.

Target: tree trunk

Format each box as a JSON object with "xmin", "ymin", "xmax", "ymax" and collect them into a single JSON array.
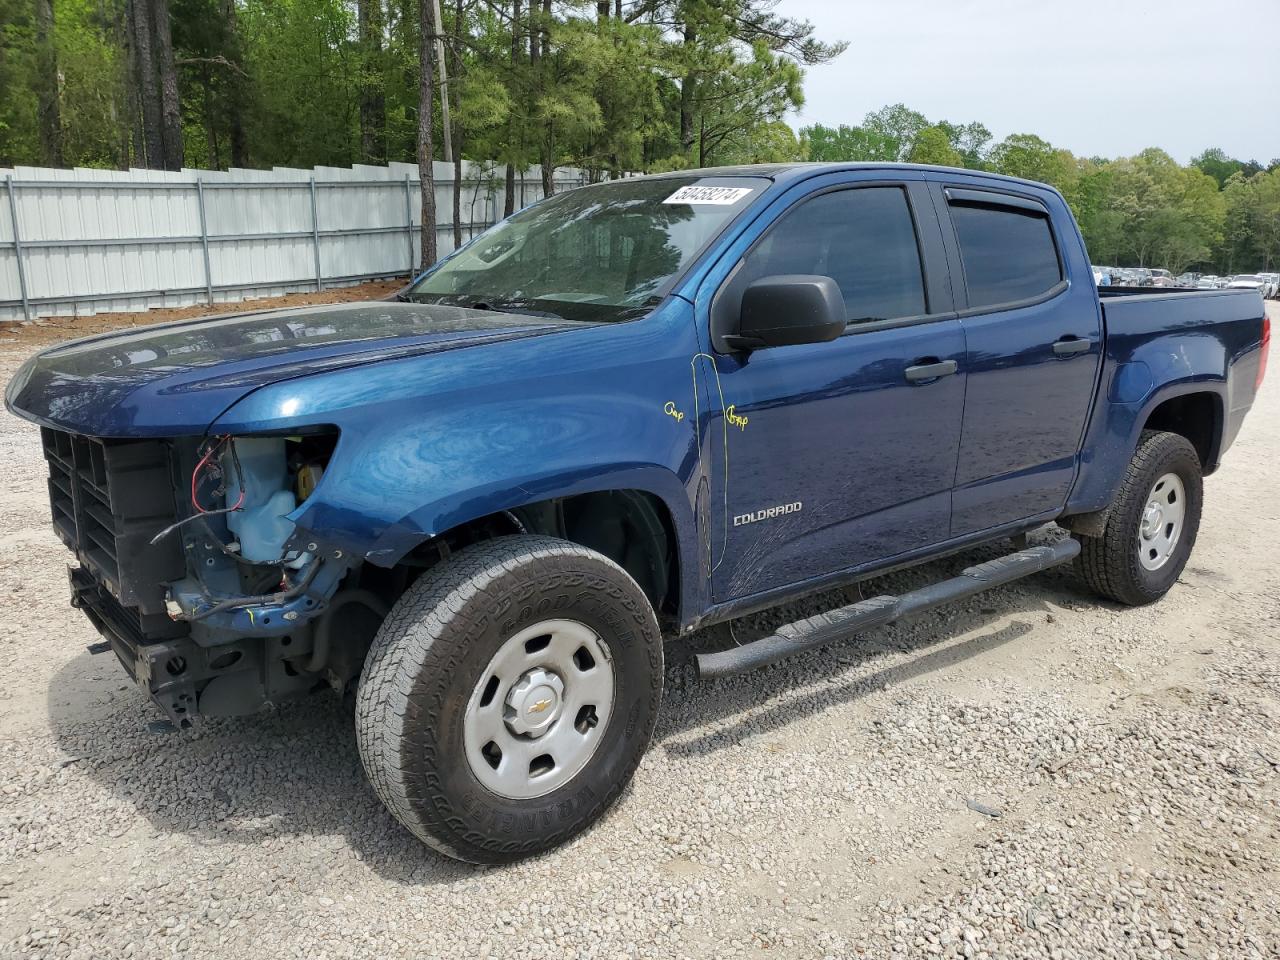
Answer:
[
  {"xmin": 201, "ymin": 64, "xmax": 219, "ymax": 168},
  {"xmin": 679, "ymin": 23, "xmax": 696, "ymax": 156},
  {"xmin": 503, "ymin": 0, "xmax": 522, "ymax": 217},
  {"xmin": 114, "ymin": 0, "xmax": 139, "ymax": 167},
  {"xmin": 539, "ymin": 0, "xmax": 553, "ymax": 197},
  {"xmin": 129, "ymin": 0, "xmax": 163, "ymax": 167},
  {"xmin": 450, "ymin": 0, "xmax": 463, "ymax": 248},
  {"xmin": 596, "ymin": 0, "xmax": 608, "ymax": 20},
  {"xmin": 222, "ymin": 0, "xmax": 249, "ymax": 168},
  {"xmin": 529, "ymin": 0, "xmax": 545, "ymax": 197},
  {"xmin": 418, "ymin": 0, "xmax": 437, "ymax": 269},
  {"xmin": 35, "ymin": 0, "xmax": 63, "ymax": 166},
  {"xmin": 149, "ymin": 0, "xmax": 184, "ymax": 170},
  {"xmin": 358, "ymin": 0, "xmax": 386, "ymax": 163}
]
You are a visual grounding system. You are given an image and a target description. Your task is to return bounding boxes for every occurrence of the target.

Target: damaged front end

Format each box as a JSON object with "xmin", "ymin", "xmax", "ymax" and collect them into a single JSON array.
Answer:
[{"xmin": 43, "ymin": 426, "xmax": 383, "ymax": 729}]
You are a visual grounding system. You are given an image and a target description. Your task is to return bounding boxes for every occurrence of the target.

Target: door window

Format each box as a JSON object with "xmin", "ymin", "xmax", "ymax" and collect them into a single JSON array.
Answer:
[
  {"xmin": 948, "ymin": 196, "xmax": 1062, "ymax": 308},
  {"xmin": 732, "ymin": 186, "xmax": 928, "ymax": 325}
]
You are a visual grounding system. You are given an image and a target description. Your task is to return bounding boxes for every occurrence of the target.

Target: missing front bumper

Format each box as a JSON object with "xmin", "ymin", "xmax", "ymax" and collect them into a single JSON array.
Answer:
[{"xmin": 69, "ymin": 566, "xmax": 316, "ymax": 728}]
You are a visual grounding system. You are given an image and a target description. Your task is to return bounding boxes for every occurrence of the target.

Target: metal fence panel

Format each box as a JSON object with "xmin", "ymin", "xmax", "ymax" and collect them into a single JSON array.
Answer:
[{"xmin": 0, "ymin": 160, "xmax": 589, "ymax": 322}]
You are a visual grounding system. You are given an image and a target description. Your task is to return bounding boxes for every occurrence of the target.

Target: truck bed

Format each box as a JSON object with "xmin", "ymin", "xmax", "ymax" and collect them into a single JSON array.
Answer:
[
  {"xmin": 1066, "ymin": 285, "xmax": 1268, "ymax": 512},
  {"xmin": 1099, "ymin": 286, "xmax": 1265, "ymax": 342}
]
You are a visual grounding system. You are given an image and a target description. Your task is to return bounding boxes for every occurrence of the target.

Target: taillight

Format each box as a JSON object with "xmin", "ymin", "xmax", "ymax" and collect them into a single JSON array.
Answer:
[{"xmin": 1259, "ymin": 314, "xmax": 1271, "ymax": 389}]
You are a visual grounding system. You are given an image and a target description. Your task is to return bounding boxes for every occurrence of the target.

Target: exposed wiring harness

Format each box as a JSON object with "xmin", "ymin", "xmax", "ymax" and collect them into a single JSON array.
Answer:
[
  {"xmin": 150, "ymin": 435, "xmax": 247, "ymax": 546},
  {"xmin": 185, "ymin": 554, "xmax": 322, "ymax": 622},
  {"xmin": 191, "ymin": 435, "xmax": 245, "ymax": 515}
]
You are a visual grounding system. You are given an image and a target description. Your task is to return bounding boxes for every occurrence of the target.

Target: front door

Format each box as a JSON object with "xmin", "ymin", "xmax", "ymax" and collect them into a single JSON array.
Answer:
[{"xmin": 698, "ymin": 181, "xmax": 967, "ymax": 603}]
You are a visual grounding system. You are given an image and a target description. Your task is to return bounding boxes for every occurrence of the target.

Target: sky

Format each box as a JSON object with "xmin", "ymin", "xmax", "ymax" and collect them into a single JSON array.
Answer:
[{"xmin": 783, "ymin": 0, "xmax": 1280, "ymax": 164}]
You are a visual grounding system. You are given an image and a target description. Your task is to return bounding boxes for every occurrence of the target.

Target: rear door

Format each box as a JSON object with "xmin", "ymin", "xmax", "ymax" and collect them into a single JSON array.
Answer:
[
  {"xmin": 696, "ymin": 174, "xmax": 967, "ymax": 602},
  {"xmin": 933, "ymin": 181, "xmax": 1103, "ymax": 535}
]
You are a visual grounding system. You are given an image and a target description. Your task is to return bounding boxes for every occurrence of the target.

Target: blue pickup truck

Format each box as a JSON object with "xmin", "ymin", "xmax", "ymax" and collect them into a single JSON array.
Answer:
[{"xmin": 6, "ymin": 163, "xmax": 1270, "ymax": 863}]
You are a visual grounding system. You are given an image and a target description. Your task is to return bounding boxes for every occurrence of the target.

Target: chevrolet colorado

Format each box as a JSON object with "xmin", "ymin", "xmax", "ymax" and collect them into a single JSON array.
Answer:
[{"xmin": 5, "ymin": 163, "xmax": 1270, "ymax": 863}]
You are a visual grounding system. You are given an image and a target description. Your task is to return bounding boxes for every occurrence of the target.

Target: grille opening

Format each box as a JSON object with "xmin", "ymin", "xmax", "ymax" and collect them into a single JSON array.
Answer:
[{"xmin": 40, "ymin": 428, "xmax": 185, "ymax": 621}]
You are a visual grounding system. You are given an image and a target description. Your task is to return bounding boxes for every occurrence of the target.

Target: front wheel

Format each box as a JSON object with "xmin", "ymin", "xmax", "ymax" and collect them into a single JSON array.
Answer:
[
  {"xmin": 355, "ymin": 536, "xmax": 663, "ymax": 864},
  {"xmin": 1076, "ymin": 430, "xmax": 1203, "ymax": 605}
]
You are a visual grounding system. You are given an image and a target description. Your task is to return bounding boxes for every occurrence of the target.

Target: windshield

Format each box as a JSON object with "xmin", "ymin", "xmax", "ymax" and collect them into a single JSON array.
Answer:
[{"xmin": 404, "ymin": 175, "xmax": 767, "ymax": 322}]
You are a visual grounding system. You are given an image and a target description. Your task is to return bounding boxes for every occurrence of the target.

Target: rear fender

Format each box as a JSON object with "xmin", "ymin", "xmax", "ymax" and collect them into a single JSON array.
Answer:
[{"xmin": 1067, "ymin": 331, "xmax": 1229, "ymax": 515}]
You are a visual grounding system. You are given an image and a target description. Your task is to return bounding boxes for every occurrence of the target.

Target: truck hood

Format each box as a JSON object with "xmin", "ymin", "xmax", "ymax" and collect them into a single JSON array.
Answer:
[{"xmin": 5, "ymin": 301, "xmax": 577, "ymax": 437}]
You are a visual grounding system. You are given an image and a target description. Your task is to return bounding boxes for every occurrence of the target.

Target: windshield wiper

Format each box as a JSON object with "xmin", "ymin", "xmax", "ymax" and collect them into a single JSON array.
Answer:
[{"xmin": 469, "ymin": 300, "xmax": 569, "ymax": 322}]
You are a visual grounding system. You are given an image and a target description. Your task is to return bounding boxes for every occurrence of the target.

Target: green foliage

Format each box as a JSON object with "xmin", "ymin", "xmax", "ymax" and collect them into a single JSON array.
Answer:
[
  {"xmin": 0, "ymin": 0, "xmax": 40, "ymax": 163},
  {"xmin": 239, "ymin": 0, "xmax": 361, "ymax": 167},
  {"xmin": 3, "ymin": 3, "xmax": 1276, "ymax": 276},
  {"xmin": 800, "ymin": 104, "xmax": 988, "ymax": 169},
  {"xmin": 0, "ymin": 0, "xmax": 835, "ymax": 178},
  {"xmin": 801, "ymin": 102, "xmax": 1271, "ymax": 275},
  {"xmin": 801, "ymin": 122, "xmax": 896, "ymax": 163},
  {"xmin": 907, "ymin": 125, "xmax": 961, "ymax": 167},
  {"xmin": 1192, "ymin": 147, "xmax": 1245, "ymax": 188}
]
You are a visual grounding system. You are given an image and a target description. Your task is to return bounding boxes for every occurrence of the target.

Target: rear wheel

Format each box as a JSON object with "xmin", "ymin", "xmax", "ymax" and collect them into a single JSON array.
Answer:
[
  {"xmin": 1076, "ymin": 430, "xmax": 1203, "ymax": 605},
  {"xmin": 355, "ymin": 536, "xmax": 663, "ymax": 863}
]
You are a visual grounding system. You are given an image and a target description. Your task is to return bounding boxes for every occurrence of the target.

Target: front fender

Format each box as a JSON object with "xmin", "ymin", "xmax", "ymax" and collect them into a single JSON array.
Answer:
[
  {"xmin": 208, "ymin": 300, "xmax": 708, "ymax": 622},
  {"xmin": 293, "ymin": 391, "xmax": 700, "ymax": 564}
]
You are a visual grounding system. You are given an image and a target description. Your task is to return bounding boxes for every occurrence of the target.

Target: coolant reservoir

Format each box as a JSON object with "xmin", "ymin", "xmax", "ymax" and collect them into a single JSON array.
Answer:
[{"xmin": 225, "ymin": 438, "xmax": 297, "ymax": 562}]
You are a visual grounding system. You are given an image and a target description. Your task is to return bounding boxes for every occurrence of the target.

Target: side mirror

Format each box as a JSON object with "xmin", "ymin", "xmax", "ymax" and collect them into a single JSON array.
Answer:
[{"xmin": 723, "ymin": 275, "xmax": 847, "ymax": 352}]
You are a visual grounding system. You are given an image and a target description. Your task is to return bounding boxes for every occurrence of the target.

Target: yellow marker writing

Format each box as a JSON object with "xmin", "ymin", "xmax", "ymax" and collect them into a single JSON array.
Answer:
[
  {"xmin": 663, "ymin": 401, "xmax": 685, "ymax": 423},
  {"xmin": 725, "ymin": 404, "xmax": 748, "ymax": 431}
]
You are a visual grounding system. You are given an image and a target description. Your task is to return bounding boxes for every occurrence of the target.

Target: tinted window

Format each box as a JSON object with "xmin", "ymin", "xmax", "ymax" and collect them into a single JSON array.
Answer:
[
  {"xmin": 737, "ymin": 187, "xmax": 927, "ymax": 323},
  {"xmin": 949, "ymin": 200, "xmax": 1062, "ymax": 307}
]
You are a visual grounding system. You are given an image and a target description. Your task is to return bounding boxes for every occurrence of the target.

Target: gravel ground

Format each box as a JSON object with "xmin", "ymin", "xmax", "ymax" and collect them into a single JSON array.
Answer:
[{"xmin": 0, "ymin": 303, "xmax": 1277, "ymax": 959}]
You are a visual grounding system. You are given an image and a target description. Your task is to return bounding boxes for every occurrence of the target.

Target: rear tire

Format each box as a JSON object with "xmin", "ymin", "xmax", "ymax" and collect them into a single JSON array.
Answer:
[
  {"xmin": 355, "ymin": 535, "xmax": 663, "ymax": 864},
  {"xmin": 1076, "ymin": 430, "xmax": 1203, "ymax": 605}
]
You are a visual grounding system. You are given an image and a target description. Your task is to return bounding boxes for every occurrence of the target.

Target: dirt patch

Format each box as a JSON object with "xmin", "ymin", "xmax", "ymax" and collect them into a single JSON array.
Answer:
[{"xmin": 0, "ymin": 278, "xmax": 407, "ymax": 349}]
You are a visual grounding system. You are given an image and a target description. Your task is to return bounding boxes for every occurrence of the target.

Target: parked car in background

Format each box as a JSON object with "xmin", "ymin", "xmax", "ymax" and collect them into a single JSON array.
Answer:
[
  {"xmin": 1197, "ymin": 278, "xmax": 1219, "ymax": 290},
  {"xmin": 1258, "ymin": 273, "xmax": 1279, "ymax": 298},
  {"xmin": 1228, "ymin": 275, "xmax": 1267, "ymax": 294}
]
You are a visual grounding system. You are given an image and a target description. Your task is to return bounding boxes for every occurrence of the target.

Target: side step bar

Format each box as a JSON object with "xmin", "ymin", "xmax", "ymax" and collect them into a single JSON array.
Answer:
[{"xmin": 695, "ymin": 539, "xmax": 1080, "ymax": 679}]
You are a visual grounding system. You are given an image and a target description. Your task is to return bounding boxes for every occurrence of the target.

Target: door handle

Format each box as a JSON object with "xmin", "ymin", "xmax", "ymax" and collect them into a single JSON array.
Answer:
[
  {"xmin": 904, "ymin": 359, "xmax": 958, "ymax": 383},
  {"xmin": 1052, "ymin": 337, "xmax": 1092, "ymax": 357}
]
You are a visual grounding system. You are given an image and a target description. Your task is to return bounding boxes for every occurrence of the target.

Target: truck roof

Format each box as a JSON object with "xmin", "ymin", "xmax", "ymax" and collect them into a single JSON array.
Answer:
[{"xmin": 636, "ymin": 161, "xmax": 1064, "ymax": 194}]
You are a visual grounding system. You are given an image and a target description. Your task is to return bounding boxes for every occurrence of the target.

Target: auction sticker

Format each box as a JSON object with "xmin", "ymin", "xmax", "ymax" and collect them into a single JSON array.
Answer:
[{"xmin": 662, "ymin": 185, "xmax": 755, "ymax": 205}]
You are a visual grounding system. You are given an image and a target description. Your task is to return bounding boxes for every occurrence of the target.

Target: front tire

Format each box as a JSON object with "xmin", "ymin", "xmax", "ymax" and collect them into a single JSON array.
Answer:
[
  {"xmin": 1076, "ymin": 430, "xmax": 1203, "ymax": 605},
  {"xmin": 355, "ymin": 536, "xmax": 663, "ymax": 864}
]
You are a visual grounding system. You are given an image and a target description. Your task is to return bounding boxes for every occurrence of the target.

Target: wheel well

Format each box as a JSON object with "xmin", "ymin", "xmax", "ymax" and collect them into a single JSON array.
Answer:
[
  {"xmin": 400, "ymin": 491, "xmax": 681, "ymax": 627},
  {"xmin": 1142, "ymin": 392, "xmax": 1220, "ymax": 469}
]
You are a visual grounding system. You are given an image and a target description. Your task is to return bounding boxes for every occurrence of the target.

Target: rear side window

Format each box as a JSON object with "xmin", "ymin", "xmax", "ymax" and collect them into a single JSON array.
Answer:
[
  {"xmin": 949, "ymin": 198, "xmax": 1062, "ymax": 308},
  {"xmin": 737, "ymin": 186, "xmax": 927, "ymax": 324}
]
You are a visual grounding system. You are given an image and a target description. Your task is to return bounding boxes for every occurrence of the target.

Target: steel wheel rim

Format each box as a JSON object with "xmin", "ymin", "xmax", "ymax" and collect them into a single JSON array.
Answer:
[
  {"xmin": 1137, "ymin": 472, "xmax": 1186, "ymax": 571},
  {"xmin": 463, "ymin": 619, "xmax": 615, "ymax": 800}
]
